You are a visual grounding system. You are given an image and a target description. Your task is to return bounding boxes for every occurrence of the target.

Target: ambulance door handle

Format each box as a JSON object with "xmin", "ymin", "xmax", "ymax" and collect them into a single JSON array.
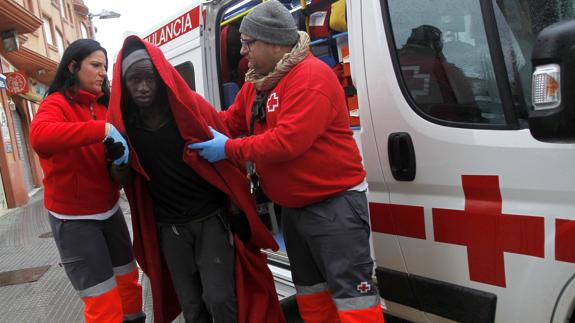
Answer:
[{"xmin": 388, "ymin": 132, "xmax": 416, "ymax": 181}]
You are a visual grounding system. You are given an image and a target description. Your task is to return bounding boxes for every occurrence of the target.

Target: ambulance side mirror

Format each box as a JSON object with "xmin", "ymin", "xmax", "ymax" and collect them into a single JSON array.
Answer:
[{"xmin": 529, "ymin": 19, "xmax": 575, "ymax": 142}]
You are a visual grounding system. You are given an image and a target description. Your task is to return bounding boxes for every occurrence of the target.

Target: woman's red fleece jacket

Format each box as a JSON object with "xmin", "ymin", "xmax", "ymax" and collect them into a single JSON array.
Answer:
[{"xmin": 30, "ymin": 90, "xmax": 119, "ymax": 214}]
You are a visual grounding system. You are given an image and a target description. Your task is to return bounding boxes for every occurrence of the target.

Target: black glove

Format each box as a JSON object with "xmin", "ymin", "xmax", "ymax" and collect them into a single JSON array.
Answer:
[{"xmin": 104, "ymin": 138, "xmax": 125, "ymax": 162}]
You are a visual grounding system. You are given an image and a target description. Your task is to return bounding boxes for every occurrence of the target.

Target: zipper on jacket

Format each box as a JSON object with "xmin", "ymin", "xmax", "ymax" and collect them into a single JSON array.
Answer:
[{"xmin": 89, "ymin": 103, "xmax": 96, "ymax": 120}]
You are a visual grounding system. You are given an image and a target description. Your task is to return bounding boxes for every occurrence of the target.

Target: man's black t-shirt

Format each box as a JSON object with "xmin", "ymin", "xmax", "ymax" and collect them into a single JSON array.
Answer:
[{"xmin": 129, "ymin": 115, "xmax": 226, "ymax": 224}]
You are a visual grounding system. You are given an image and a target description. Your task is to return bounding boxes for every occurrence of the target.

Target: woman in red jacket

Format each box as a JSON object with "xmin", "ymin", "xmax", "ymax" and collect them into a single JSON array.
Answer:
[{"xmin": 30, "ymin": 39, "xmax": 144, "ymax": 323}]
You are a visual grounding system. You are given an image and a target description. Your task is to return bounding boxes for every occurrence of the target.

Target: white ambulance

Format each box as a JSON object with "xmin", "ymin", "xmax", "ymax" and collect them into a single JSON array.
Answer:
[{"xmin": 141, "ymin": 1, "xmax": 575, "ymax": 322}]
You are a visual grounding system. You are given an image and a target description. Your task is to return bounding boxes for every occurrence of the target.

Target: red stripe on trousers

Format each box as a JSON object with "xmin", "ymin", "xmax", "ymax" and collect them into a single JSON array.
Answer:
[
  {"xmin": 115, "ymin": 267, "xmax": 143, "ymax": 315},
  {"xmin": 82, "ymin": 286, "xmax": 123, "ymax": 323},
  {"xmin": 337, "ymin": 304, "xmax": 385, "ymax": 323},
  {"xmin": 296, "ymin": 291, "xmax": 340, "ymax": 323}
]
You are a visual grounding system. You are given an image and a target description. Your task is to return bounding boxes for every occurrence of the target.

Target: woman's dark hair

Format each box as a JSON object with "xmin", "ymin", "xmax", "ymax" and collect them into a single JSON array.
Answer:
[{"xmin": 46, "ymin": 39, "xmax": 110, "ymax": 106}]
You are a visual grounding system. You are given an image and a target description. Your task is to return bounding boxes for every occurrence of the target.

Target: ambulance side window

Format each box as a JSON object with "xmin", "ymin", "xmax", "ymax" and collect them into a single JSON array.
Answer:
[
  {"xmin": 494, "ymin": 0, "xmax": 575, "ymax": 116},
  {"xmin": 388, "ymin": 0, "xmax": 506, "ymax": 125},
  {"xmin": 174, "ymin": 61, "xmax": 196, "ymax": 91}
]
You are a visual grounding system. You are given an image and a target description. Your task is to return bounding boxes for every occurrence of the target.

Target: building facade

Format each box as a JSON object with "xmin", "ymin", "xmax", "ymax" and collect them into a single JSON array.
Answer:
[{"xmin": 0, "ymin": 0, "xmax": 94, "ymax": 208}]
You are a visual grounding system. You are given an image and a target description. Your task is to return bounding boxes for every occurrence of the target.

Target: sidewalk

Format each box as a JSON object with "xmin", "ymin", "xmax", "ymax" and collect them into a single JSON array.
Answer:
[
  {"xmin": 0, "ymin": 190, "xmax": 170, "ymax": 323},
  {"xmin": 0, "ymin": 190, "xmax": 300, "ymax": 323},
  {"xmin": 0, "ymin": 190, "xmax": 85, "ymax": 322}
]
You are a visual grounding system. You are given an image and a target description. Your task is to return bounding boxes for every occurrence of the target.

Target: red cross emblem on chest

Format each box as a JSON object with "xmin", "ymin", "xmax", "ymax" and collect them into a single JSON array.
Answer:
[
  {"xmin": 433, "ymin": 175, "xmax": 544, "ymax": 287},
  {"xmin": 267, "ymin": 93, "xmax": 279, "ymax": 112},
  {"xmin": 356, "ymin": 281, "xmax": 371, "ymax": 293}
]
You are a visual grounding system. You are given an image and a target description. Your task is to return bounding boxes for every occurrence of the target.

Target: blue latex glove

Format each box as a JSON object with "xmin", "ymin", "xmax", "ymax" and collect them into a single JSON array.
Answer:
[
  {"xmin": 188, "ymin": 127, "xmax": 229, "ymax": 163},
  {"xmin": 105, "ymin": 123, "xmax": 129, "ymax": 165}
]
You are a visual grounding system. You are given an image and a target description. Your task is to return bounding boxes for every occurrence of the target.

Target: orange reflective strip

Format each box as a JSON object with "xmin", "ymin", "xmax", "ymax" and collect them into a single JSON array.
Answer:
[
  {"xmin": 82, "ymin": 286, "xmax": 123, "ymax": 323},
  {"xmin": 296, "ymin": 290, "xmax": 340, "ymax": 323},
  {"xmin": 115, "ymin": 267, "xmax": 143, "ymax": 315},
  {"xmin": 337, "ymin": 304, "xmax": 385, "ymax": 323}
]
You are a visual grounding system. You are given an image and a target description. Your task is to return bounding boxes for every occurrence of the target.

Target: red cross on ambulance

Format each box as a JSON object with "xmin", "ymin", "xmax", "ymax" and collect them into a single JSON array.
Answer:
[{"xmin": 433, "ymin": 175, "xmax": 544, "ymax": 287}]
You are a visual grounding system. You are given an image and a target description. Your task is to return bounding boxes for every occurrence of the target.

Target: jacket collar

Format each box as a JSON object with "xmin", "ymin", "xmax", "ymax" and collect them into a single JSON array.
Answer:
[{"xmin": 69, "ymin": 90, "xmax": 103, "ymax": 106}]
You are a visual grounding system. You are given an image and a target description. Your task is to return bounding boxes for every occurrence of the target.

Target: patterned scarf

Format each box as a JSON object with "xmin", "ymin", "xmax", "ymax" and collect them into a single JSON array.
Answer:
[{"xmin": 245, "ymin": 31, "xmax": 311, "ymax": 92}]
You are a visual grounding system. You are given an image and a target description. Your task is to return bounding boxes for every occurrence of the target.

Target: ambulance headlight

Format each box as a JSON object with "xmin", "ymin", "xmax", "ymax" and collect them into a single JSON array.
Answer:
[{"xmin": 532, "ymin": 64, "xmax": 560, "ymax": 111}]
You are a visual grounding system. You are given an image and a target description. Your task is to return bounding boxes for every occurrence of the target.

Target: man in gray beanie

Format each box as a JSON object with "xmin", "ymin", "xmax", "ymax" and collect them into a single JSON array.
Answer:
[
  {"xmin": 239, "ymin": 0, "xmax": 299, "ymax": 46},
  {"xmin": 236, "ymin": 0, "xmax": 302, "ymax": 77},
  {"xmin": 190, "ymin": 1, "xmax": 384, "ymax": 322},
  {"xmin": 121, "ymin": 48, "xmax": 150, "ymax": 79}
]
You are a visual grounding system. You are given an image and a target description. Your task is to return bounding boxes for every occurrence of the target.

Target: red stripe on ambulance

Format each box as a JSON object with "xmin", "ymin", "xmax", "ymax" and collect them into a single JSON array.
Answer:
[
  {"xmin": 369, "ymin": 202, "xmax": 426, "ymax": 239},
  {"xmin": 556, "ymin": 219, "xmax": 575, "ymax": 263},
  {"xmin": 144, "ymin": 6, "xmax": 200, "ymax": 47},
  {"xmin": 433, "ymin": 175, "xmax": 544, "ymax": 287}
]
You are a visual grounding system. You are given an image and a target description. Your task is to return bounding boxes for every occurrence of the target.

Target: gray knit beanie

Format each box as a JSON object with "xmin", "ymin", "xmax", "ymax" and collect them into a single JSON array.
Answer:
[
  {"xmin": 122, "ymin": 49, "xmax": 150, "ymax": 77},
  {"xmin": 239, "ymin": 0, "xmax": 299, "ymax": 46}
]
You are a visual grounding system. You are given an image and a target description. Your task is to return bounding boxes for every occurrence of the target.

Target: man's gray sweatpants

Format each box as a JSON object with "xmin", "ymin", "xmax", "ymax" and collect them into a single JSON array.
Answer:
[{"xmin": 157, "ymin": 212, "xmax": 237, "ymax": 323}]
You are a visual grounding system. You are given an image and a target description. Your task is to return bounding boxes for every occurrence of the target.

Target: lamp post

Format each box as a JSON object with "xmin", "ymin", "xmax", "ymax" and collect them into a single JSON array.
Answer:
[{"xmin": 88, "ymin": 9, "xmax": 121, "ymax": 38}]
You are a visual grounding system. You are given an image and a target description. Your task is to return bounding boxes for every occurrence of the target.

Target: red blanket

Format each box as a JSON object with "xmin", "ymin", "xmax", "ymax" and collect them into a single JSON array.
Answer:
[{"xmin": 107, "ymin": 36, "xmax": 284, "ymax": 323}]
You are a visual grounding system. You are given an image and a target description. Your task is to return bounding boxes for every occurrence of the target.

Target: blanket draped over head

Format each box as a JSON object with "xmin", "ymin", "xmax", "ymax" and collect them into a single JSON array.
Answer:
[{"xmin": 107, "ymin": 35, "xmax": 283, "ymax": 323}]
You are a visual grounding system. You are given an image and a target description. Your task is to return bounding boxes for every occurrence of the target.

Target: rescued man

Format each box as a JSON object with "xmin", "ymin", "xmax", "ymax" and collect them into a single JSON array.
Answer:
[{"xmin": 107, "ymin": 36, "xmax": 284, "ymax": 323}]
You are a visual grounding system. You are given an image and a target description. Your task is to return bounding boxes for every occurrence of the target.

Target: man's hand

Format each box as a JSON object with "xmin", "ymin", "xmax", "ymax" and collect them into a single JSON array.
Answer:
[
  {"xmin": 105, "ymin": 123, "xmax": 129, "ymax": 165},
  {"xmin": 188, "ymin": 127, "xmax": 229, "ymax": 163},
  {"xmin": 103, "ymin": 138, "xmax": 125, "ymax": 162}
]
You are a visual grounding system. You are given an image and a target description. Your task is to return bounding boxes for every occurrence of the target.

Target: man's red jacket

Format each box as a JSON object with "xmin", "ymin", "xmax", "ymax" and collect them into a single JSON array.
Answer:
[{"xmin": 107, "ymin": 36, "xmax": 284, "ymax": 323}]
